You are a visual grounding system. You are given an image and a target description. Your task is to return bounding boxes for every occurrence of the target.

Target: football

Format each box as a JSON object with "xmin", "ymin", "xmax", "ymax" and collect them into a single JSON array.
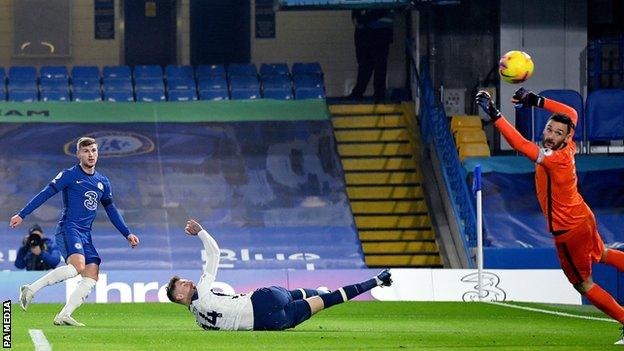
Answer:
[{"xmin": 499, "ymin": 50, "xmax": 534, "ymax": 84}]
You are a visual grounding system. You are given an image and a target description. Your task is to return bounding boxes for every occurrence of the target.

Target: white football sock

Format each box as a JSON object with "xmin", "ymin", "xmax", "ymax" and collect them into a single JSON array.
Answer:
[
  {"xmin": 58, "ymin": 277, "xmax": 96, "ymax": 317},
  {"xmin": 29, "ymin": 264, "xmax": 79, "ymax": 294}
]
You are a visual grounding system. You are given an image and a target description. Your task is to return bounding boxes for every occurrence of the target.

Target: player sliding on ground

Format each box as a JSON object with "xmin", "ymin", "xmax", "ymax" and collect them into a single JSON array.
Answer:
[
  {"xmin": 476, "ymin": 88, "xmax": 624, "ymax": 344},
  {"xmin": 166, "ymin": 219, "xmax": 392, "ymax": 331},
  {"xmin": 9, "ymin": 137, "xmax": 140, "ymax": 327}
]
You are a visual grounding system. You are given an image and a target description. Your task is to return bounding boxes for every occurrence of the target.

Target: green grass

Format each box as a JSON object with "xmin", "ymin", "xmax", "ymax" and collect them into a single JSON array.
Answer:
[{"xmin": 9, "ymin": 301, "xmax": 623, "ymax": 350}]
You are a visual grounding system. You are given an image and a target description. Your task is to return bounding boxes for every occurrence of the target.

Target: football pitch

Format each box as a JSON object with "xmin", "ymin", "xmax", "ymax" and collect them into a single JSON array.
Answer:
[{"xmin": 8, "ymin": 301, "xmax": 622, "ymax": 350}]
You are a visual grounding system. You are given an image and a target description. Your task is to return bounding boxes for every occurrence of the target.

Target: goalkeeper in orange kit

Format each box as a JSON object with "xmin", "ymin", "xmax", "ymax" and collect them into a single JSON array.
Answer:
[{"xmin": 476, "ymin": 88, "xmax": 624, "ymax": 344}]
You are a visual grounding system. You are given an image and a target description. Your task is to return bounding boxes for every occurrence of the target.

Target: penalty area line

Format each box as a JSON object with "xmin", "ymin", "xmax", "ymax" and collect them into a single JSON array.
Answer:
[
  {"xmin": 486, "ymin": 301, "xmax": 617, "ymax": 323},
  {"xmin": 29, "ymin": 329, "xmax": 53, "ymax": 351}
]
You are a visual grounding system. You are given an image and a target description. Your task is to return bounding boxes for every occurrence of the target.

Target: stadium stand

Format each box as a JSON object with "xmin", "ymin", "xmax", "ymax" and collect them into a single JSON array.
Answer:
[
  {"xmin": 227, "ymin": 63, "xmax": 258, "ymax": 77},
  {"xmin": 168, "ymin": 89, "xmax": 197, "ymax": 101},
  {"xmin": 104, "ymin": 90, "xmax": 134, "ymax": 102},
  {"xmin": 196, "ymin": 64, "xmax": 226, "ymax": 78},
  {"xmin": 40, "ymin": 90, "xmax": 70, "ymax": 102},
  {"xmin": 134, "ymin": 65, "xmax": 163, "ymax": 79},
  {"xmin": 165, "ymin": 64, "xmax": 194, "ymax": 78},
  {"xmin": 136, "ymin": 90, "xmax": 166, "ymax": 102},
  {"xmin": 71, "ymin": 65, "xmax": 100, "ymax": 80},
  {"xmin": 72, "ymin": 90, "xmax": 102, "ymax": 101},
  {"xmin": 231, "ymin": 88, "xmax": 260, "ymax": 100},
  {"xmin": 263, "ymin": 88, "xmax": 293, "ymax": 100},
  {"xmin": 103, "ymin": 65, "xmax": 131, "ymax": 78},
  {"xmin": 260, "ymin": 63, "xmax": 290, "ymax": 76},
  {"xmin": 40, "ymin": 66, "xmax": 69, "ymax": 79},
  {"xmin": 295, "ymin": 87, "xmax": 325, "ymax": 99},
  {"xmin": 586, "ymin": 89, "xmax": 624, "ymax": 141},
  {"xmin": 9, "ymin": 66, "xmax": 37, "ymax": 80},
  {"xmin": 199, "ymin": 88, "xmax": 229, "ymax": 100},
  {"xmin": 8, "ymin": 90, "xmax": 37, "ymax": 102}
]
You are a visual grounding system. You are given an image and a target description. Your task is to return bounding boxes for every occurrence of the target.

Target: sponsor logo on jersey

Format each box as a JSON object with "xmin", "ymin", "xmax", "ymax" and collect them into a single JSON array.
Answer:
[
  {"xmin": 84, "ymin": 190, "xmax": 99, "ymax": 210},
  {"xmin": 63, "ymin": 131, "xmax": 154, "ymax": 157}
]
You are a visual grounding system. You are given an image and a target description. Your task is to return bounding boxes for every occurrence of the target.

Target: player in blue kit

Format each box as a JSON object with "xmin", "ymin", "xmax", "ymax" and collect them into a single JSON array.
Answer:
[
  {"xmin": 166, "ymin": 219, "xmax": 392, "ymax": 331},
  {"xmin": 9, "ymin": 137, "xmax": 140, "ymax": 326}
]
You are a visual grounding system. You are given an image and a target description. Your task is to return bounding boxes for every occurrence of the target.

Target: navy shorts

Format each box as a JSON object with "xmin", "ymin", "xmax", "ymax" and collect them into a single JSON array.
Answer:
[
  {"xmin": 251, "ymin": 286, "xmax": 312, "ymax": 330},
  {"xmin": 56, "ymin": 228, "xmax": 101, "ymax": 266}
]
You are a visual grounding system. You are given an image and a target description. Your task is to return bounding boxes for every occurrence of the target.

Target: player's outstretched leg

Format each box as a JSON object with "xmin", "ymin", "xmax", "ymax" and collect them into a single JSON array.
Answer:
[
  {"xmin": 19, "ymin": 264, "xmax": 79, "ymax": 311},
  {"xmin": 603, "ymin": 249, "xmax": 624, "ymax": 272},
  {"xmin": 311, "ymin": 269, "xmax": 392, "ymax": 311},
  {"xmin": 54, "ymin": 277, "xmax": 96, "ymax": 327},
  {"xmin": 289, "ymin": 288, "xmax": 330, "ymax": 300}
]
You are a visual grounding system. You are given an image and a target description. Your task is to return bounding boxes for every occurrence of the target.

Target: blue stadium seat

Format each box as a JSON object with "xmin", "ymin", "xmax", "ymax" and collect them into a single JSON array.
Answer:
[
  {"xmin": 230, "ymin": 88, "xmax": 260, "ymax": 100},
  {"xmin": 586, "ymin": 89, "xmax": 624, "ymax": 141},
  {"xmin": 136, "ymin": 90, "xmax": 166, "ymax": 102},
  {"xmin": 134, "ymin": 65, "xmax": 163, "ymax": 79},
  {"xmin": 532, "ymin": 90, "xmax": 584, "ymax": 141},
  {"xmin": 72, "ymin": 66, "xmax": 100, "ymax": 79},
  {"xmin": 40, "ymin": 90, "xmax": 70, "ymax": 102},
  {"xmin": 292, "ymin": 62, "xmax": 322, "ymax": 76},
  {"xmin": 165, "ymin": 65, "xmax": 194, "ymax": 78},
  {"xmin": 103, "ymin": 77, "xmax": 133, "ymax": 92},
  {"xmin": 295, "ymin": 87, "xmax": 325, "ymax": 100},
  {"xmin": 262, "ymin": 75, "xmax": 291, "ymax": 89},
  {"xmin": 227, "ymin": 63, "xmax": 257, "ymax": 77},
  {"xmin": 8, "ymin": 78, "xmax": 37, "ymax": 91},
  {"xmin": 134, "ymin": 77, "xmax": 165, "ymax": 92},
  {"xmin": 166, "ymin": 77, "xmax": 196, "ymax": 91},
  {"xmin": 260, "ymin": 63, "xmax": 289, "ymax": 77},
  {"xmin": 198, "ymin": 76, "xmax": 228, "ymax": 90},
  {"xmin": 72, "ymin": 78, "xmax": 101, "ymax": 93},
  {"xmin": 40, "ymin": 77, "xmax": 69, "ymax": 92},
  {"xmin": 229, "ymin": 75, "xmax": 259, "ymax": 90},
  {"xmin": 0, "ymin": 67, "xmax": 6, "ymax": 82},
  {"xmin": 9, "ymin": 66, "xmax": 37, "ymax": 80},
  {"xmin": 40, "ymin": 66, "xmax": 68, "ymax": 79},
  {"xmin": 72, "ymin": 91, "xmax": 102, "ymax": 102},
  {"xmin": 263, "ymin": 88, "xmax": 293, "ymax": 100},
  {"xmin": 168, "ymin": 89, "xmax": 197, "ymax": 101},
  {"xmin": 103, "ymin": 65, "xmax": 131, "ymax": 78},
  {"xmin": 196, "ymin": 65, "xmax": 226, "ymax": 78},
  {"xmin": 104, "ymin": 90, "xmax": 134, "ymax": 102},
  {"xmin": 199, "ymin": 88, "xmax": 229, "ymax": 101},
  {"xmin": 9, "ymin": 90, "xmax": 37, "ymax": 102},
  {"xmin": 293, "ymin": 74, "xmax": 323, "ymax": 89}
]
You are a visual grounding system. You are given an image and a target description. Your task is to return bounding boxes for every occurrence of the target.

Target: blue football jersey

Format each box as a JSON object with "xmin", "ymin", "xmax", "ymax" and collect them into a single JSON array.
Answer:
[{"xmin": 49, "ymin": 165, "xmax": 113, "ymax": 233}]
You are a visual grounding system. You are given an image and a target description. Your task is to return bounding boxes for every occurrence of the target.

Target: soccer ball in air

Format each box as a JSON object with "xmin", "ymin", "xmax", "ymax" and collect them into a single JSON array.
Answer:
[{"xmin": 498, "ymin": 51, "xmax": 534, "ymax": 84}]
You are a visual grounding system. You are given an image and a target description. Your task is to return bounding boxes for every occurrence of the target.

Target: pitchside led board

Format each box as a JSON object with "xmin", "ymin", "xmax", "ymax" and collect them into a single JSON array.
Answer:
[{"xmin": 13, "ymin": 0, "xmax": 71, "ymax": 57}]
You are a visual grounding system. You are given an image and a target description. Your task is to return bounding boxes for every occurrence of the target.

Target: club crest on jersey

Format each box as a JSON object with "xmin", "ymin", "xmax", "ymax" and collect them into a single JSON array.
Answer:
[
  {"xmin": 97, "ymin": 182, "xmax": 104, "ymax": 190},
  {"xmin": 74, "ymin": 243, "xmax": 82, "ymax": 250},
  {"xmin": 84, "ymin": 191, "xmax": 98, "ymax": 210},
  {"xmin": 63, "ymin": 131, "xmax": 154, "ymax": 158}
]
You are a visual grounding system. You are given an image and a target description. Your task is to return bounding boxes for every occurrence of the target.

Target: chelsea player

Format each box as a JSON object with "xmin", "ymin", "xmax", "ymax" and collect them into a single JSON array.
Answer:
[
  {"xmin": 166, "ymin": 219, "xmax": 392, "ymax": 331},
  {"xmin": 9, "ymin": 137, "xmax": 140, "ymax": 326}
]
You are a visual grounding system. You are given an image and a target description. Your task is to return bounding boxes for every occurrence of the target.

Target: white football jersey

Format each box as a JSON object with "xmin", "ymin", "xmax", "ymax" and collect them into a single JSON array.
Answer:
[{"xmin": 188, "ymin": 230, "xmax": 254, "ymax": 331}]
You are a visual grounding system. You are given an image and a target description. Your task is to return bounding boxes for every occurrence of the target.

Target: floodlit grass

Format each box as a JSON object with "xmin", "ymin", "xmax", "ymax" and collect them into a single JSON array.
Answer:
[{"xmin": 9, "ymin": 301, "xmax": 622, "ymax": 350}]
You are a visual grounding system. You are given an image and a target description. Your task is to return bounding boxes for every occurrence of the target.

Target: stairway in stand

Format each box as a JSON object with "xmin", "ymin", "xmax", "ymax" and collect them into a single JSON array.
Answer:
[{"xmin": 329, "ymin": 103, "xmax": 442, "ymax": 268}]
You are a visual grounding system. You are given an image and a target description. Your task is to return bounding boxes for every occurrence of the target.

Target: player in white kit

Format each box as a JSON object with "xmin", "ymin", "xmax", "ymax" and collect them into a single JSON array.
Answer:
[{"xmin": 166, "ymin": 219, "xmax": 392, "ymax": 331}]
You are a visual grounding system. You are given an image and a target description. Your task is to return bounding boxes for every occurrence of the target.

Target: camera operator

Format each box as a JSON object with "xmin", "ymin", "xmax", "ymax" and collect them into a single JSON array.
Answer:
[{"xmin": 15, "ymin": 224, "xmax": 61, "ymax": 271}]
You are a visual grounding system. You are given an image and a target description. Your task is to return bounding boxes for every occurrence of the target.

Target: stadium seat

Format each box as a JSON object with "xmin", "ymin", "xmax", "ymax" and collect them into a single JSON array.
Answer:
[
  {"xmin": 135, "ymin": 77, "xmax": 165, "ymax": 92},
  {"xmin": 103, "ymin": 77, "xmax": 133, "ymax": 92},
  {"xmin": 134, "ymin": 65, "xmax": 163, "ymax": 79},
  {"xmin": 9, "ymin": 90, "xmax": 37, "ymax": 102},
  {"xmin": 454, "ymin": 130, "xmax": 487, "ymax": 145},
  {"xmin": 72, "ymin": 78, "xmax": 101, "ymax": 93},
  {"xmin": 0, "ymin": 67, "xmax": 6, "ymax": 82},
  {"xmin": 8, "ymin": 78, "xmax": 37, "ymax": 91},
  {"xmin": 458, "ymin": 143, "xmax": 491, "ymax": 160},
  {"xmin": 40, "ymin": 77, "xmax": 69, "ymax": 92},
  {"xmin": 198, "ymin": 76, "xmax": 228, "ymax": 90},
  {"xmin": 103, "ymin": 65, "xmax": 131, "ymax": 78},
  {"xmin": 450, "ymin": 115, "xmax": 482, "ymax": 133},
  {"xmin": 40, "ymin": 66, "xmax": 68, "ymax": 79},
  {"xmin": 168, "ymin": 89, "xmax": 197, "ymax": 101},
  {"xmin": 260, "ymin": 63, "xmax": 289, "ymax": 77},
  {"xmin": 199, "ymin": 88, "xmax": 229, "ymax": 101},
  {"xmin": 196, "ymin": 64, "xmax": 226, "ymax": 78},
  {"xmin": 293, "ymin": 74, "xmax": 323, "ymax": 89},
  {"xmin": 227, "ymin": 63, "xmax": 257, "ymax": 77},
  {"xmin": 294, "ymin": 87, "xmax": 325, "ymax": 100},
  {"xmin": 229, "ymin": 75, "xmax": 259, "ymax": 90},
  {"xmin": 40, "ymin": 90, "xmax": 70, "ymax": 102},
  {"xmin": 263, "ymin": 88, "xmax": 293, "ymax": 100},
  {"xmin": 586, "ymin": 89, "xmax": 624, "ymax": 141},
  {"xmin": 533, "ymin": 89, "xmax": 584, "ymax": 141},
  {"xmin": 9, "ymin": 66, "xmax": 37, "ymax": 80},
  {"xmin": 231, "ymin": 88, "xmax": 260, "ymax": 100},
  {"xmin": 71, "ymin": 66, "xmax": 100, "ymax": 80},
  {"xmin": 165, "ymin": 65, "xmax": 194, "ymax": 78},
  {"xmin": 104, "ymin": 90, "xmax": 134, "ymax": 102},
  {"xmin": 166, "ymin": 77, "xmax": 196, "ymax": 91},
  {"xmin": 136, "ymin": 90, "xmax": 166, "ymax": 102},
  {"xmin": 72, "ymin": 91, "xmax": 102, "ymax": 102},
  {"xmin": 262, "ymin": 75, "xmax": 291, "ymax": 89},
  {"xmin": 292, "ymin": 62, "xmax": 322, "ymax": 76}
]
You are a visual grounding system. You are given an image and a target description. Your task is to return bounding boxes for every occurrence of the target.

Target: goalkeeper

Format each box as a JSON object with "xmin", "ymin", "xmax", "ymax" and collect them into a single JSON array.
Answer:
[
  {"xmin": 476, "ymin": 89, "xmax": 624, "ymax": 343},
  {"xmin": 166, "ymin": 219, "xmax": 392, "ymax": 331}
]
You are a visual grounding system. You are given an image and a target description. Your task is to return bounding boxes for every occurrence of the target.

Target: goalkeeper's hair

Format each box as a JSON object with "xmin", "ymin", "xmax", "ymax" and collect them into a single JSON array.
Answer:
[
  {"xmin": 549, "ymin": 114, "xmax": 575, "ymax": 134},
  {"xmin": 166, "ymin": 275, "xmax": 181, "ymax": 303}
]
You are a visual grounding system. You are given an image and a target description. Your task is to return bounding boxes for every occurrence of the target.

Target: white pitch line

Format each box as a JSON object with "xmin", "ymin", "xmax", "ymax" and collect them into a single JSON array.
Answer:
[
  {"xmin": 487, "ymin": 301, "xmax": 617, "ymax": 323},
  {"xmin": 28, "ymin": 329, "xmax": 52, "ymax": 351}
]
